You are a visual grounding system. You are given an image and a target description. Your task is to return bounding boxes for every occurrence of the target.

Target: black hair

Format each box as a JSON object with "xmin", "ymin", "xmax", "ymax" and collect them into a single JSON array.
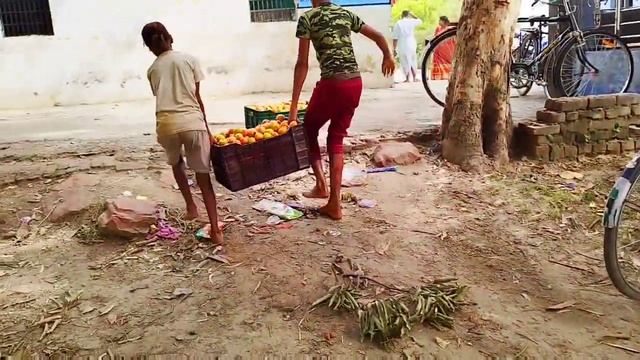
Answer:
[
  {"xmin": 439, "ymin": 16, "xmax": 450, "ymax": 24},
  {"xmin": 141, "ymin": 22, "xmax": 173, "ymax": 50},
  {"xmin": 402, "ymin": 10, "xmax": 410, "ymax": 18}
]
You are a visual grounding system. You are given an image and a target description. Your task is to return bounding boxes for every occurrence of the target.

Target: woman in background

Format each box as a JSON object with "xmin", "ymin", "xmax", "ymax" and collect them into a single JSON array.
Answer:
[{"xmin": 431, "ymin": 16, "xmax": 455, "ymax": 81}]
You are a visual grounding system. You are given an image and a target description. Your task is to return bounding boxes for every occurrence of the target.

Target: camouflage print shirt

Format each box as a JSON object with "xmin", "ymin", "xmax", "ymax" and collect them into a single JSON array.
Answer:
[{"xmin": 296, "ymin": 3, "xmax": 365, "ymax": 79}]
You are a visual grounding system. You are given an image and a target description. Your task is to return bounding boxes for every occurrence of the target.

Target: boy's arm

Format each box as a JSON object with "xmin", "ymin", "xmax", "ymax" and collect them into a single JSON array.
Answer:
[
  {"xmin": 360, "ymin": 25, "xmax": 395, "ymax": 77},
  {"xmin": 289, "ymin": 38, "xmax": 311, "ymax": 123},
  {"xmin": 195, "ymin": 82, "xmax": 212, "ymax": 135}
]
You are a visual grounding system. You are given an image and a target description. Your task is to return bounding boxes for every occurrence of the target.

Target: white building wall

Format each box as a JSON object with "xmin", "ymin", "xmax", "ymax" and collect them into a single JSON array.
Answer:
[{"xmin": 0, "ymin": 0, "xmax": 392, "ymax": 110}]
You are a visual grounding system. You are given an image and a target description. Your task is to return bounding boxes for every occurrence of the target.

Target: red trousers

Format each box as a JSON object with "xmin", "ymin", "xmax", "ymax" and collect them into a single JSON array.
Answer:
[{"xmin": 303, "ymin": 77, "xmax": 363, "ymax": 162}]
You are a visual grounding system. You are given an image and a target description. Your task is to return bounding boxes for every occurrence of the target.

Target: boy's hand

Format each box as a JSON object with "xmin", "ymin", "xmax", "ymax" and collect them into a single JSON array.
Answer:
[{"xmin": 382, "ymin": 56, "xmax": 395, "ymax": 77}]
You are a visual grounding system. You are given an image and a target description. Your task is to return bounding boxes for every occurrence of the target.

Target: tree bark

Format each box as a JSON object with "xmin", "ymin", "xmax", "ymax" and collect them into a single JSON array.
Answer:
[{"xmin": 441, "ymin": 0, "xmax": 521, "ymax": 172}]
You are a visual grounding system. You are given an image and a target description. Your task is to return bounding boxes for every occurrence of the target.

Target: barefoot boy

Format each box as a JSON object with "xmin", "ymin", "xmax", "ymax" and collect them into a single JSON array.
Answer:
[
  {"xmin": 289, "ymin": 1, "xmax": 394, "ymax": 220},
  {"xmin": 142, "ymin": 22, "xmax": 223, "ymax": 244}
]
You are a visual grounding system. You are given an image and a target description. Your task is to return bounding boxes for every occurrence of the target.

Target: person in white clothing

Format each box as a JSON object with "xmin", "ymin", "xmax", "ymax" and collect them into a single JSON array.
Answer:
[{"xmin": 392, "ymin": 10, "xmax": 422, "ymax": 82}]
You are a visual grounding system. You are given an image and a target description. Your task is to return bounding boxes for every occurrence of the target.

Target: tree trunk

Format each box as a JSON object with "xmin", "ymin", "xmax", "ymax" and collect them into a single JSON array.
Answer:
[{"xmin": 441, "ymin": 0, "xmax": 521, "ymax": 172}]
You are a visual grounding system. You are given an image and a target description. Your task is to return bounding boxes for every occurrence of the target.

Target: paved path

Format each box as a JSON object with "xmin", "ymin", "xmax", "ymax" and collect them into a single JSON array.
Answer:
[{"xmin": 0, "ymin": 83, "xmax": 546, "ymax": 143}]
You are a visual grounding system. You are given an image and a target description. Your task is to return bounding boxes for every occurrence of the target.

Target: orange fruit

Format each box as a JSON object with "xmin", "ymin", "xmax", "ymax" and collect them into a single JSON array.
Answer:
[
  {"xmin": 280, "ymin": 120, "xmax": 288, "ymax": 127},
  {"xmin": 264, "ymin": 132, "xmax": 274, "ymax": 140},
  {"xmin": 278, "ymin": 126, "xmax": 289, "ymax": 135},
  {"xmin": 247, "ymin": 137, "xmax": 256, "ymax": 144},
  {"xmin": 244, "ymin": 129, "xmax": 255, "ymax": 137},
  {"xmin": 255, "ymin": 132, "xmax": 264, "ymax": 141},
  {"xmin": 268, "ymin": 120, "xmax": 279, "ymax": 130},
  {"xmin": 276, "ymin": 114, "xmax": 286, "ymax": 122},
  {"xmin": 226, "ymin": 129, "xmax": 234, "ymax": 136},
  {"xmin": 234, "ymin": 133, "xmax": 243, "ymax": 140},
  {"xmin": 218, "ymin": 138, "xmax": 228, "ymax": 146},
  {"xmin": 240, "ymin": 137, "xmax": 249, "ymax": 145},
  {"xmin": 288, "ymin": 121, "xmax": 298, "ymax": 128}
]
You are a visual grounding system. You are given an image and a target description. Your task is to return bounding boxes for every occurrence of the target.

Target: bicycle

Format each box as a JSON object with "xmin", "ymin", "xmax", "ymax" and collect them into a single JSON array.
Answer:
[
  {"xmin": 604, "ymin": 153, "xmax": 640, "ymax": 300},
  {"xmin": 421, "ymin": 0, "xmax": 634, "ymax": 107}
]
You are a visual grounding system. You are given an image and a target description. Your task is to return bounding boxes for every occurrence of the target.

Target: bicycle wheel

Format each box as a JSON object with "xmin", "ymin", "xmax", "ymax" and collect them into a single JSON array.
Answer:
[
  {"xmin": 511, "ymin": 33, "xmax": 537, "ymax": 97},
  {"xmin": 555, "ymin": 31, "xmax": 634, "ymax": 97},
  {"xmin": 604, "ymin": 153, "xmax": 640, "ymax": 300},
  {"xmin": 422, "ymin": 29, "xmax": 457, "ymax": 107}
]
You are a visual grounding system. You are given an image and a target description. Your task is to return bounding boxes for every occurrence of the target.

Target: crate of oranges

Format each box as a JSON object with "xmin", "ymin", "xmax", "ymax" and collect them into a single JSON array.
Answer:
[
  {"xmin": 244, "ymin": 101, "xmax": 308, "ymax": 129},
  {"xmin": 211, "ymin": 115, "xmax": 310, "ymax": 192}
]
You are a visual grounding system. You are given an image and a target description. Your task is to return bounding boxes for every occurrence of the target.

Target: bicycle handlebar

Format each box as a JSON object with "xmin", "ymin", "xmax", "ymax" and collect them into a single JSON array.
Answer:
[{"xmin": 517, "ymin": 15, "xmax": 568, "ymax": 25}]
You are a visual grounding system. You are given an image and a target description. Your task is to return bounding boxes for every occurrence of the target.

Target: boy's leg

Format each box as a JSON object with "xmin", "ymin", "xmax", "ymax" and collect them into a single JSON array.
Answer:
[
  {"xmin": 158, "ymin": 135, "xmax": 198, "ymax": 219},
  {"xmin": 321, "ymin": 78, "xmax": 363, "ymax": 220},
  {"xmin": 183, "ymin": 131, "xmax": 223, "ymax": 245},
  {"xmin": 303, "ymin": 81, "xmax": 331, "ymax": 199}
]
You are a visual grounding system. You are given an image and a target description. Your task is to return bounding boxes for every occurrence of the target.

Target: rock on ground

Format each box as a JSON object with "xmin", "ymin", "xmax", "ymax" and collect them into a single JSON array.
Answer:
[
  {"xmin": 47, "ymin": 174, "xmax": 102, "ymax": 222},
  {"xmin": 97, "ymin": 197, "xmax": 157, "ymax": 238},
  {"xmin": 373, "ymin": 141, "xmax": 422, "ymax": 167}
]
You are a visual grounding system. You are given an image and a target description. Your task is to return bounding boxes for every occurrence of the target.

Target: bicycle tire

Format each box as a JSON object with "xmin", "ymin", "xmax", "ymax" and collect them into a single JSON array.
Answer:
[
  {"xmin": 604, "ymin": 153, "xmax": 640, "ymax": 300},
  {"xmin": 512, "ymin": 34, "xmax": 536, "ymax": 97},
  {"xmin": 554, "ymin": 31, "xmax": 634, "ymax": 97},
  {"xmin": 421, "ymin": 28, "xmax": 457, "ymax": 107}
]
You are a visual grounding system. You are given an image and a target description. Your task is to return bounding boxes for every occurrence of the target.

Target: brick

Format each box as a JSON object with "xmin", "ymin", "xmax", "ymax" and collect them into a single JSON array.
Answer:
[
  {"xmin": 630, "ymin": 125, "xmax": 640, "ymax": 138},
  {"xmin": 563, "ymin": 131, "xmax": 576, "ymax": 144},
  {"xmin": 588, "ymin": 95, "xmax": 617, "ymax": 109},
  {"xmin": 630, "ymin": 116, "xmax": 640, "ymax": 126},
  {"xmin": 576, "ymin": 133, "xmax": 591, "ymax": 144},
  {"xmin": 537, "ymin": 110, "xmax": 566, "ymax": 124},
  {"xmin": 590, "ymin": 130, "xmax": 613, "ymax": 141},
  {"xmin": 566, "ymin": 111, "xmax": 579, "ymax": 121},
  {"xmin": 520, "ymin": 121, "xmax": 560, "ymax": 136},
  {"xmin": 607, "ymin": 140, "xmax": 622, "ymax": 155},
  {"xmin": 533, "ymin": 135, "xmax": 550, "ymax": 145},
  {"xmin": 550, "ymin": 144, "xmax": 564, "ymax": 161},
  {"xmin": 579, "ymin": 108, "xmax": 605, "ymax": 120},
  {"xmin": 617, "ymin": 93, "xmax": 640, "ymax": 106},
  {"xmin": 533, "ymin": 144, "xmax": 550, "ymax": 162},
  {"xmin": 620, "ymin": 106, "xmax": 632, "ymax": 117},
  {"xmin": 636, "ymin": 139, "xmax": 640, "ymax": 150},
  {"xmin": 576, "ymin": 119, "xmax": 591, "ymax": 135},
  {"xmin": 578, "ymin": 143, "xmax": 593, "ymax": 155},
  {"xmin": 614, "ymin": 126, "xmax": 630, "ymax": 140},
  {"xmin": 632, "ymin": 104, "xmax": 640, "ymax": 116},
  {"xmin": 564, "ymin": 145, "xmax": 578, "ymax": 160},
  {"xmin": 551, "ymin": 134, "xmax": 564, "ymax": 144},
  {"xmin": 545, "ymin": 97, "xmax": 588, "ymax": 112},
  {"xmin": 590, "ymin": 119, "xmax": 616, "ymax": 131},
  {"xmin": 593, "ymin": 141, "xmax": 607, "ymax": 154},
  {"xmin": 605, "ymin": 107, "xmax": 621, "ymax": 119},
  {"xmin": 622, "ymin": 139, "xmax": 636, "ymax": 152}
]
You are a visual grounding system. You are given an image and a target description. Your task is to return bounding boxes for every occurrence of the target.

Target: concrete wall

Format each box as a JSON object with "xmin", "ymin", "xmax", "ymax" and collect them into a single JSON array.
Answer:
[{"xmin": 0, "ymin": 0, "xmax": 392, "ymax": 110}]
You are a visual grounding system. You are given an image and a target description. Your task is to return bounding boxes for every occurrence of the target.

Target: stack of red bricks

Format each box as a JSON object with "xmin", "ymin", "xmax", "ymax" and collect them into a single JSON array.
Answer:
[{"xmin": 517, "ymin": 94, "xmax": 640, "ymax": 162}]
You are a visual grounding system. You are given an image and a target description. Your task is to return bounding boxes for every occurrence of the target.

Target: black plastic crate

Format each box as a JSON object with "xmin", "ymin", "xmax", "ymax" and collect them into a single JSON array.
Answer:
[{"xmin": 211, "ymin": 126, "xmax": 310, "ymax": 192}]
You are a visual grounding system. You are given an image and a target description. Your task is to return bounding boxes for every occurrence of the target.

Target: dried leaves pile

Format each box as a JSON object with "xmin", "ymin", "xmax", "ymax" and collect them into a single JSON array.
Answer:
[{"xmin": 312, "ymin": 261, "xmax": 466, "ymax": 344}]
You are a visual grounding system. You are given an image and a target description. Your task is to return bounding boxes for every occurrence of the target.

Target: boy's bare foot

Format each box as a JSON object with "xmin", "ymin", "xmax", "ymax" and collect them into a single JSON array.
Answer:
[
  {"xmin": 303, "ymin": 186, "xmax": 329, "ymax": 199},
  {"xmin": 210, "ymin": 229, "xmax": 224, "ymax": 245},
  {"xmin": 319, "ymin": 202, "xmax": 342, "ymax": 220},
  {"xmin": 185, "ymin": 206, "xmax": 199, "ymax": 221}
]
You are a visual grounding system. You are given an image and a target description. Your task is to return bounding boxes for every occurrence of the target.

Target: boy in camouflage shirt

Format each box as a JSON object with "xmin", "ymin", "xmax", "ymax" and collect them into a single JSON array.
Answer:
[{"xmin": 289, "ymin": 1, "xmax": 394, "ymax": 220}]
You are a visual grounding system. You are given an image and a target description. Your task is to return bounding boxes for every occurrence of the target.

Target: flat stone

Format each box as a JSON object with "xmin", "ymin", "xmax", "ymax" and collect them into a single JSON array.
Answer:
[
  {"xmin": 545, "ymin": 97, "xmax": 588, "ymax": 112},
  {"xmin": 623, "ymin": 139, "xmax": 636, "ymax": 152},
  {"xmin": 537, "ymin": 110, "xmax": 566, "ymax": 123},
  {"xmin": 605, "ymin": 108, "xmax": 621, "ymax": 119},
  {"xmin": 578, "ymin": 143, "xmax": 593, "ymax": 155},
  {"xmin": 630, "ymin": 125, "xmax": 640, "ymax": 138},
  {"xmin": 632, "ymin": 104, "xmax": 640, "ymax": 116},
  {"xmin": 533, "ymin": 144, "xmax": 550, "ymax": 162},
  {"xmin": 617, "ymin": 93, "xmax": 640, "ymax": 106},
  {"xmin": 590, "ymin": 119, "xmax": 616, "ymax": 131},
  {"xmin": 115, "ymin": 162, "xmax": 148, "ymax": 172},
  {"xmin": 579, "ymin": 108, "xmax": 605, "ymax": 120},
  {"xmin": 588, "ymin": 95, "xmax": 617, "ymax": 109},
  {"xmin": 590, "ymin": 130, "xmax": 613, "ymax": 141},
  {"xmin": 372, "ymin": 142, "xmax": 422, "ymax": 167},
  {"xmin": 606, "ymin": 140, "xmax": 622, "ymax": 155},
  {"xmin": 98, "ymin": 197, "xmax": 157, "ymax": 239},
  {"xmin": 619, "ymin": 106, "xmax": 632, "ymax": 117},
  {"xmin": 593, "ymin": 141, "xmax": 606, "ymax": 154},
  {"xmin": 566, "ymin": 119, "xmax": 590, "ymax": 134},
  {"xmin": 564, "ymin": 145, "xmax": 578, "ymax": 160},
  {"xmin": 566, "ymin": 112, "xmax": 579, "ymax": 121},
  {"xmin": 520, "ymin": 122, "xmax": 560, "ymax": 136},
  {"xmin": 52, "ymin": 173, "xmax": 101, "ymax": 191},
  {"xmin": 550, "ymin": 144, "xmax": 564, "ymax": 161},
  {"xmin": 49, "ymin": 189, "xmax": 97, "ymax": 223}
]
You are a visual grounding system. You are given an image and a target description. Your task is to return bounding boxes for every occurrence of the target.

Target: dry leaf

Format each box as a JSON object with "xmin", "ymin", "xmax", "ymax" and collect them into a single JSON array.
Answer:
[
  {"xmin": 435, "ymin": 337, "xmax": 451, "ymax": 349},
  {"xmin": 99, "ymin": 304, "xmax": 116, "ymax": 316},
  {"xmin": 208, "ymin": 254, "xmax": 231, "ymax": 264},
  {"xmin": 546, "ymin": 300, "xmax": 576, "ymax": 311},
  {"xmin": 107, "ymin": 313, "xmax": 118, "ymax": 325},
  {"xmin": 559, "ymin": 171, "xmax": 584, "ymax": 180}
]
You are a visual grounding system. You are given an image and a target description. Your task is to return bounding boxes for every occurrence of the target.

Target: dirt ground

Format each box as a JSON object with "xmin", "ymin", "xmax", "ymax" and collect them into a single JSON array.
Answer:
[{"xmin": 1, "ymin": 134, "xmax": 640, "ymax": 359}]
